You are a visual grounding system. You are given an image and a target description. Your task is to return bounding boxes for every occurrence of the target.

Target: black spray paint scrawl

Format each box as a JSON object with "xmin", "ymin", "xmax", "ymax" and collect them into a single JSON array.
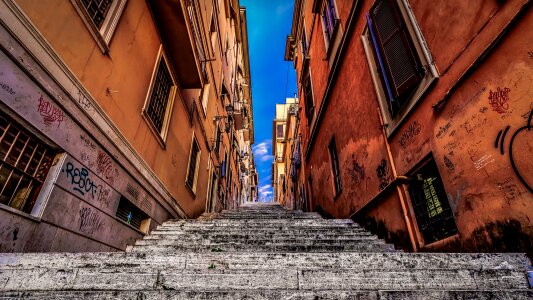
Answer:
[{"xmin": 494, "ymin": 109, "xmax": 533, "ymax": 193}]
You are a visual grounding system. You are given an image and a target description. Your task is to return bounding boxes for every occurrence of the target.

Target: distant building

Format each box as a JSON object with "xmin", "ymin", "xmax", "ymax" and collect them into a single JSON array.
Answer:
[
  {"xmin": 0, "ymin": 0, "xmax": 254, "ymax": 252},
  {"xmin": 272, "ymin": 97, "xmax": 299, "ymax": 208},
  {"xmin": 285, "ymin": 0, "xmax": 533, "ymax": 255}
]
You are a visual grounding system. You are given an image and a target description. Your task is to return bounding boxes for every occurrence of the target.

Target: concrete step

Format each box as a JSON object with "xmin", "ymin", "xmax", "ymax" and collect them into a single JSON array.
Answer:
[
  {"xmin": 143, "ymin": 232, "xmax": 375, "ymax": 240},
  {"xmin": 133, "ymin": 236, "xmax": 382, "ymax": 247},
  {"xmin": 1, "ymin": 252, "xmax": 527, "ymax": 272},
  {"xmin": 0, "ymin": 267, "xmax": 528, "ymax": 291},
  {"xmin": 127, "ymin": 242, "xmax": 397, "ymax": 253},
  {"xmin": 1, "ymin": 290, "xmax": 532, "ymax": 300}
]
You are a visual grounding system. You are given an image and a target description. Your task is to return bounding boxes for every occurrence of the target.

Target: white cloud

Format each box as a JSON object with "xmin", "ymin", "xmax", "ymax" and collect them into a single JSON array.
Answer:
[
  {"xmin": 258, "ymin": 184, "xmax": 273, "ymax": 203},
  {"xmin": 253, "ymin": 139, "xmax": 274, "ymax": 163}
]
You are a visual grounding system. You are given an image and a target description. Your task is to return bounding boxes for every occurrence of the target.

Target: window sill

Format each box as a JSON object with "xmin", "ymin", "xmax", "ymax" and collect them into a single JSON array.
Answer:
[
  {"xmin": 0, "ymin": 203, "xmax": 41, "ymax": 223},
  {"xmin": 185, "ymin": 182, "xmax": 197, "ymax": 199},
  {"xmin": 115, "ymin": 217, "xmax": 146, "ymax": 236},
  {"xmin": 420, "ymin": 233, "xmax": 460, "ymax": 250},
  {"xmin": 141, "ymin": 111, "xmax": 167, "ymax": 150}
]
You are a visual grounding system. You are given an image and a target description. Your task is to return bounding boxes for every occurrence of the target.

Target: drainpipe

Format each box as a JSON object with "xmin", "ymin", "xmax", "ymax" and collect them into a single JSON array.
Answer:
[{"xmin": 377, "ymin": 108, "xmax": 419, "ymax": 252}]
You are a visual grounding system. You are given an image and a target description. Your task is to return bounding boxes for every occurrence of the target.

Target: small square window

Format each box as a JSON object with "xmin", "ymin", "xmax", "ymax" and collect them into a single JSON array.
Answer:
[
  {"xmin": 408, "ymin": 157, "xmax": 458, "ymax": 244},
  {"xmin": 71, "ymin": 0, "xmax": 127, "ymax": 53},
  {"xmin": 116, "ymin": 196, "xmax": 150, "ymax": 233},
  {"xmin": 142, "ymin": 47, "xmax": 177, "ymax": 147}
]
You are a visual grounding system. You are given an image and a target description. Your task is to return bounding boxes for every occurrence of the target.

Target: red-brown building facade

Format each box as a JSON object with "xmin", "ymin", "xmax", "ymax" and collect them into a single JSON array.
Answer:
[{"xmin": 285, "ymin": 0, "xmax": 532, "ymax": 255}]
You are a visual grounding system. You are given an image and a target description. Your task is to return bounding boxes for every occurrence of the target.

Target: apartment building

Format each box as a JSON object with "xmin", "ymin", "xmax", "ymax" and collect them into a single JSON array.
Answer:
[
  {"xmin": 285, "ymin": 0, "xmax": 532, "ymax": 254},
  {"xmin": 0, "ymin": 0, "xmax": 254, "ymax": 252}
]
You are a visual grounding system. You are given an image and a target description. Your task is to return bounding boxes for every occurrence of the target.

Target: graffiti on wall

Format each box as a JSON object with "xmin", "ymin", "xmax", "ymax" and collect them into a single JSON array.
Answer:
[
  {"xmin": 494, "ymin": 110, "xmax": 533, "ymax": 193},
  {"xmin": 0, "ymin": 81, "xmax": 15, "ymax": 95},
  {"xmin": 64, "ymin": 162, "xmax": 99, "ymax": 198},
  {"xmin": 346, "ymin": 154, "xmax": 366, "ymax": 185},
  {"xmin": 76, "ymin": 90, "xmax": 93, "ymax": 111},
  {"xmin": 497, "ymin": 177, "xmax": 522, "ymax": 202},
  {"xmin": 79, "ymin": 207, "xmax": 104, "ymax": 235},
  {"xmin": 37, "ymin": 94, "xmax": 65, "ymax": 127},
  {"xmin": 443, "ymin": 156, "xmax": 455, "ymax": 172},
  {"xmin": 96, "ymin": 150, "xmax": 118, "ymax": 185},
  {"xmin": 399, "ymin": 121, "xmax": 422, "ymax": 149},
  {"xmin": 376, "ymin": 159, "xmax": 392, "ymax": 191},
  {"xmin": 488, "ymin": 87, "xmax": 511, "ymax": 114}
]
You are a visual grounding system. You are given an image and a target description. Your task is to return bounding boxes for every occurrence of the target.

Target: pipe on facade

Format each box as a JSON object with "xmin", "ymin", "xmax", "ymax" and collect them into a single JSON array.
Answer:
[
  {"xmin": 378, "ymin": 107, "xmax": 418, "ymax": 251},
  {"xmin": 433, "ymin": 0, "xmax": 531, "ymax": 110}
]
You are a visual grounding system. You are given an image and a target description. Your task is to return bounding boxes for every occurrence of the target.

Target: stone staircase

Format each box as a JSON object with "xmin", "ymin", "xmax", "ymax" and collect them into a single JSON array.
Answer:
[{"xmin": 0, "ymin": 202, "xmax": 531, "ymax": 299}]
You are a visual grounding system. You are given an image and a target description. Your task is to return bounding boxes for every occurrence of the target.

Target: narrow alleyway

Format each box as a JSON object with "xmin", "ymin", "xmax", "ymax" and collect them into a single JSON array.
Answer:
[{"xmin": 0, "ymin": 202, "xmax": 531, "ymax": 299}]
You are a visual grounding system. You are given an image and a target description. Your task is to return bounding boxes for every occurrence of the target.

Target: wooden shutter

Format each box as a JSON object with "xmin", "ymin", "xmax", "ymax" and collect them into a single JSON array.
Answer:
[{"xmin": 370, "ymin": 0, "xmax": 423, "ymax": 105}]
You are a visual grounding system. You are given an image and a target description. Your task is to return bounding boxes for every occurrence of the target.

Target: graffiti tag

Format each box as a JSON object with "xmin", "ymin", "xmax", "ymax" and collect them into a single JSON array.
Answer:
[
  {"xmin": 376, "ymin": 159, "xmax": 392, "ymax": 191},
  {"xmin": 79, "ymin": 207, "xmax": 104, "ymax": 235},
  {"xmin": 96, "ymin": 150, "xmax": 118, "ymax": 185},
  {"xmin": 37, "ymin": 95, "xmax": 65, "ymax": 127},
  {"xmin": 399, "ymin": 121, "xmax": 421, "ymax": 149},
  {"xmin": 488, "ymin": 87, "xmax": 511, "ymax": 114},
  {"xmin": 0, "ymin": 81, "xmax": 15, "ymax": 95},
  {"xmin": 64, "ymin": 162, "xmax": 99, "ymax": 198}
]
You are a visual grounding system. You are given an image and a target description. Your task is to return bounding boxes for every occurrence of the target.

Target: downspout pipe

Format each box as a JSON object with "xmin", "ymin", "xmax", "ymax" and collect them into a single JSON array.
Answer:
[{"xmin": 376, "ymin": 107, "xmax": 419, "ymax": 252}]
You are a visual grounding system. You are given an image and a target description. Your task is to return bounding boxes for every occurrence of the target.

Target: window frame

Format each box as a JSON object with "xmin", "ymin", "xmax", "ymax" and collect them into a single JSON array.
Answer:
[
  {"xmin": 328, "ymin": 137, "xmax": 342, "ymax": 197},
  {"xmin": 361, "ymin": 0, "xmax": 438, "ymax": 137},
  {"xmin": 320, "ymin": 0, "xmax": 340, "ymax": 49},
  {"xmin": 186, "ymin": 134, "xmax": 201, "ymax": 195},
  {"xmin": 407, "ymin": 155, "xmax": 458, "ymax": 245},
  {"xmin": 0, "ymin": 107, "xmax": 63, "ymax": 219},
  {"xmin": 141, "ymin": 46, "xmax": 178, "ymax": 148},
  {"xmin": 70, "ymin": 0, "xmax": 128, "ymax": 53},
  {"xmin": 302, "ymin": 71, "xmax": 315, "ymax": 124}
]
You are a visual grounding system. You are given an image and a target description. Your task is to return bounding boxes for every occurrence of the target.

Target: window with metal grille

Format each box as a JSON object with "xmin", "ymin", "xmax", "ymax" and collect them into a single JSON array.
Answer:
[
  {"xmin": 321, "ymin": 0, "xmax": 339, "ymax": 46},
  {"xmin": 328, "ymin": 137, "xmax": 342, "ymax": 196},
  {"xmin": 0, "ymin": 112, "xmax": 57, "ymax": 214},
  {"xmin": 186, "ymin": 137, "xmax": 201, "ymax": 192},
  {"xmin": 146, "ymin": 56, "xmax": 174, "ymax": 134},
  {"xmin": 214, "ymin": 124, "xmax": 222, "ymax": 156},
  {"xmin": 80, "ymin": 0, "xmax": 113, "ymax": 29},
  {"xmin": 366, "ymin": 0, "xmax": 423, "ymax": 117},
  {"xmin": 116, "ymin": 196, "xmax": 149, "ymax": 231},
  {"xmin": 303, "ymin": 74, "xmax": 314, "ymax": 122},
  {"xmin": 408, "ymin": 158, "xmax": 458, "ymax": 244}
]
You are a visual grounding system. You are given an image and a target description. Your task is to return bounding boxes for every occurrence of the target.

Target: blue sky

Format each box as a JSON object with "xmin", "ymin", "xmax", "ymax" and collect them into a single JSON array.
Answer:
[{"xmin": 241, "ymin": 0, "xmax": 297, "ymax": 202}]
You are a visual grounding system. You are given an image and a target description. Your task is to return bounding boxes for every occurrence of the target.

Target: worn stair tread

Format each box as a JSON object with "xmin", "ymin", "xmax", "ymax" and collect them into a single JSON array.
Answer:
[
  {"xmin": 1, "ymin": 290, "xmax": 533, "ymax": 300},
  {"xmin": 0, "ymin": 202, "xmax": 529, "ymax": 295},
  {"xmin": 1, "ymin": 252, "xmax": 528, "ymax": 271}
]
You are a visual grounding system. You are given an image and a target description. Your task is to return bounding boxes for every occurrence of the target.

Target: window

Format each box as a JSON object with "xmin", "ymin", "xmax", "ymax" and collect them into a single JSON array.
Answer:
[
  {"xmin": 186, "ymin": 0, "xmax": 208, "ymax": 82},
  {"xmin": 201, "ymin": 83, "xmax": 210, "ymax": 114},
  {"xmin": 0, "ymin": 111, "xmax": 57, "ymax": 214},
  {"xmin": 71, "ymin": 0, "xmax": 127, "ymax": 53},
  {"xmin": 214, "ymin": 124, "xmax": 222, "ymax": 156},
  {"xmin": 116, "ymin": 196, "xmax": 150, "ymax": 233},
  {"xmin": 186, "ymin": 136, "xmax": 201, "ymax": 193},
  {"xmin": 301, "ymin": 24, "xmax": 309, "ymax": 56},
  {"xmin": 276, "ymin": 124, "xmax": 285, "ymax": 139},
  {"xmin": 321, "ymin": 0, "xmax": 339, "ymax": 47},
  {"xmin": 142, "ymin": 47, "xmax": 177, "ymax": 146},
  {"xmin": 328, "ymin": 137, "xmax": 342, "ymax": 196},
  {"xmin": 303, "ymin": 73, "xmax": 315, "ymax": 123},
  {"xmin": 408, "ymin": 158, "xmax": 457, "ymax": 244},
  {"xmin": 361, "ymin": 0, "xmax": 438, "ymax": 135}
]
